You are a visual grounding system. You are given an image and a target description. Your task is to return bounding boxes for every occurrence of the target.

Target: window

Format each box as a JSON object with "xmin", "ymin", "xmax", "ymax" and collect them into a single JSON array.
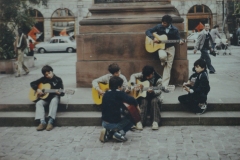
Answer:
[
  {"xmin": 50, "ymin": 39, "xmax": 58, "ymax": 43},
  {"xmin": 59, "ymin": 39, "xmax": 67, "ymax": 43}
]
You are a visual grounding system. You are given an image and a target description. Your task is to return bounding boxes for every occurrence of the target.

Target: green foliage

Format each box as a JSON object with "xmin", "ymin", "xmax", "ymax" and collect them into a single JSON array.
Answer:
[
  {"xmin": 234, "ymin": 2, "xmax": 240, "ymax": 15},
  {"xmin": 0, "ymin": 0, "xmax": 48, "ymax": 59}
]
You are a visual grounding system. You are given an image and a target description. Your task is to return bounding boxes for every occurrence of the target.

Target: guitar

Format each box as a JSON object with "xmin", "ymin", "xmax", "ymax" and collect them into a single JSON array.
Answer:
[
  {"xmin": 123, "ymin": 103, "xmax": 141, "ymax": 124},
  {"xmin": 29, "ymin": 83, "xmax": 75, "ymax": 102},
  {"xmin": 129, "ymin": 79, "xmax": 175, "ymax": 99},
  {"xmin": 92, "ymin": 83, "xmax": 109, "ymax": 105},
  {"xmin": 145, "ymin": 33, "xmax": 191, "ymax": 53}
]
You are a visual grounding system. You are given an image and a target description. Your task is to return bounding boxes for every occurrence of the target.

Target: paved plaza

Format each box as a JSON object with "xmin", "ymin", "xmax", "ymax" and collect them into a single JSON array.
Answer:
[
  {"xmin": 0, "ymin": 126, "xmax": 240, "ymax": 160},
  {"xmin": 0, "ymin": 46, "xmax": 240, "ymax": 159}
]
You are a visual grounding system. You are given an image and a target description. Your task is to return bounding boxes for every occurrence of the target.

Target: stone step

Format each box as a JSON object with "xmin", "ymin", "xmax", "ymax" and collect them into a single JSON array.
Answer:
[
  {"xmin": 0, "ymin": 103, "xmax": 240, "ymax": 112},
  {"xmin": 0, "ymin": 111, "xmax": 240, "ymax": 126}
]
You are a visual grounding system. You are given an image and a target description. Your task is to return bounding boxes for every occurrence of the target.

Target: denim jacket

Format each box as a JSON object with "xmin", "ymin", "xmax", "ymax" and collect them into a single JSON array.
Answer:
[{"xmin": 145, "ymin": 24, "xmax": 181, "ymax": 49}]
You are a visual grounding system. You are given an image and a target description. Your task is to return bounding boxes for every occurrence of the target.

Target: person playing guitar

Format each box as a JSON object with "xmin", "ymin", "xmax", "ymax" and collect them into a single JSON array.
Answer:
[
  {"xmin": 100, "ymin": 76, "xmax": 141, "ymax": 143},
  {"xmin": 30, "ymin": 65, "xmax": 65, "ymax": 131},
  {"xmin": 129, "ymin": 65, "xmax": 163, "ymax": 130},
  {"xmin": 145, "ymin": 15, "xmax": 183, "ymax": 92},
  {"xmin": 92, "ymin": 63, "xmax": 130, "ymax": 96}
]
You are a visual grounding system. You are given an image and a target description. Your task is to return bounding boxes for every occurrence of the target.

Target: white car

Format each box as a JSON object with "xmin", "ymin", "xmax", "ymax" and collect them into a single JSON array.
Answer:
[
  {"xmin": 187, "ymin": 33, "xmax": 198, "ymax": 49},
  {"xmin": 34, "ymin": 36, "xmax": 76, "ymax": 53}
]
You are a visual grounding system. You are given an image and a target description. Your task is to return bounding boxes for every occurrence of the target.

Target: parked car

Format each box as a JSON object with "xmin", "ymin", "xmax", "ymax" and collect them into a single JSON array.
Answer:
[
  {"xmin": 187, "ymin": 33, "xmax": 198, "ymax": 49},
  {"xmin": 34, "ymin": 36, "xmax": 76, "ymax": 53}
]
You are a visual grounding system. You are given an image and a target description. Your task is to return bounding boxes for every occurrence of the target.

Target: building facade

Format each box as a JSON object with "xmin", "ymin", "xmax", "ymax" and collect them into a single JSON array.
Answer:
[{"xmin": 29, "ymin": 0, "xmax": 225, "ymax": 41}]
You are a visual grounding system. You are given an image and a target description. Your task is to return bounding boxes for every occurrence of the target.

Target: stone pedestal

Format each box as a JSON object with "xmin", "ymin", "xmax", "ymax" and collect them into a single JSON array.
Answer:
[{"xmin": 76, "ymin": 4, "xmax": 188, "ymax": 87}]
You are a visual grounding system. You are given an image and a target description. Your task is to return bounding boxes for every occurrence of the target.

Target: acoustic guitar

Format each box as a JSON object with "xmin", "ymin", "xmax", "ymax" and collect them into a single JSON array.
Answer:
[
  {"xmin": 92, "ymin": 83, "xmax": 109, "ymax": 105},
  {"xmin": 123, "ymin": 103, "xmax": 141, "ymax": 124},
  {"xmin": 29, "ymin": 83, "xmax": 75, "ymax": 102},
  {"xmin": 129, "ymin": 79, "xmax": 175, "ymax": 99},
  {"xmin": 145, "ymin": 33, "xmax": 191, "ymax": 53}
]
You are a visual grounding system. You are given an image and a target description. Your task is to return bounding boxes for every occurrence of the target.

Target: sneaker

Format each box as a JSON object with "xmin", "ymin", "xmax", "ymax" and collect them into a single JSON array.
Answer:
[
  {"xmin": 25, "ymin": 71, "xmax": 29, "ymax": 75},
  {"xmin": 46, "ymin": 123, "xmax": 53, "ymax": 131},
  {"xmin": 15, "ymin": 74, "xmax": 20, "ymax": 78},
  {"xmin": 209, "ymin": 71, "xmax": 215, "ymax": 74},
  {"xmin": 196, "ymin": 103, "xmax": 207, "ymax": 115},
  {"xmin": 152, "ymin": 121, "xmax": 159, "ymax": 130},
  {"xmin": 113, "ymin": 132, "xmax": 127, "ymax": 142},
  {"xmin": 136, "ymin": 122, "xmax": 143, "ymax": 130},
  {"xmin": 99, "ymin": 128, "xmax": 112, "ymax": 143},
  {"xmin": 36, "ymin": 123, "xmax": 47, "ymax": 131}
]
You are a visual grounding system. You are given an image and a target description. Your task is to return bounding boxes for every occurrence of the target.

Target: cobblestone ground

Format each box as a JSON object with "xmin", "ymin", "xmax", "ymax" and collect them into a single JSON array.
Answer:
[{"xmin": 0, "ymin": 126, "xmax": 240, "ymax": 160}]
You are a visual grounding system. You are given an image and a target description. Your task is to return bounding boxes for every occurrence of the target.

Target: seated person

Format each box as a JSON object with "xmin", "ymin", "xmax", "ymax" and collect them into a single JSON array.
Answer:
[
  {"xmin": 129, "ymin": 65, "xmax": 163, "ymax": 130},
  {"xmin": 30, "ymin": 65, "xmax": 65, "ymax": 131},
  {"xmin": 92, "ymin": 63, "xmax": 129, "ymax": 95},
  {"xmin": 100, "ymin": 76, "xmax": 140, "ymax": 142},
  {"xmin": 178, "ymin": 59, "xmax": 210, "ymax": 115}
]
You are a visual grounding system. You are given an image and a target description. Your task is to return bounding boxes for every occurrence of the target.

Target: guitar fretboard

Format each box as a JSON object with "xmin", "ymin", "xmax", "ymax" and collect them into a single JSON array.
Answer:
[
  {"xmin": 43, "ymin": 89, "xmax": 64, "ymax": 93},
  {"xmin": 142, "ymin": 86, "xmax": 163, "ymax": 91}
]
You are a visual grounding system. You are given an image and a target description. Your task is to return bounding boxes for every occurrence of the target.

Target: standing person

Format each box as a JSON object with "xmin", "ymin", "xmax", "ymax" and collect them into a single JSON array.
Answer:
[
  {"xmin": 145, "ymin": 15, "xmax": 183, "ymax": 92},
  {"xmin": 14, "ymin": 28, "xmax": 29, "ymax": 77},
  {"xmin": 30, "ymin": 65, "xmax": 65, "ymax": 131},
  {"xmin": 129, "ymin": 65, "xmax": 162, "ymax": 130},
  {"xmin": 237, "ymin": 27, "xmax": 240, "ymax": 46},
  {"xmin": 28, "ymin": 39, "xmax": 37, "ymax": 60},
  {"xmin": 178, "ymin": 59, "xmax": 210, "ymax": 115},
  {"xmin": 100, "ymin": 76, "xmax": 140, "ymax": 142},
  {"xmin": 92, "ymin": 63, "xmax": 129, "ymax": 95},
  {"xmin": 194, "ymin": 23, "xmax": 216, "ymax": 74},
  {"xmin": 210, "ymin": 24, "xmax": 221, "ymax": 49}
]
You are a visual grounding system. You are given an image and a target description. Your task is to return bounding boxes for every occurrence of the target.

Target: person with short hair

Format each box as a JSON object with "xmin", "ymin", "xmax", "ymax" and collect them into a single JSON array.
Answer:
[
  {"xmin": 28, "ymin": 39, "xmax": 37, "ymax": 60},
  {"xmin": 100, "ymin": 76, "xmax": 140, "ymax": 142},
  {"xmin": 30, "ymin": 65, "xmax": 65, "ymax": 131},
  {"xmin": 129, "ymin": 65, "xmax": 163, "ymax": 130},
  {"xmin": 14, "ymin": 28, "xmax": 29, "ymax": 77},
  {"xmin": 145, "ymin": 15, "xmax": 183, "ymax": 92},
  {"xmin": 178, "ymin": 59, "xmax": 210, "ymax": 115},
  {"xmin": 210, "ymin": 24, "xmax": 221, "ymax": 49},
  {"xmin": 92, "ymin": 63, "xmax": 129, "ymax": 95},
  {"xmin": 194, "ymin": 23, "xmax": 216, "ymax": 74}
]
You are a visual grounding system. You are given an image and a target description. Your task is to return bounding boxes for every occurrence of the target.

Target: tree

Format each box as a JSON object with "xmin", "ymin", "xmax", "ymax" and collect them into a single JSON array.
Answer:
[{"xmin": 0, "ymin": 0, "xmax": 48, "ymax": 59}]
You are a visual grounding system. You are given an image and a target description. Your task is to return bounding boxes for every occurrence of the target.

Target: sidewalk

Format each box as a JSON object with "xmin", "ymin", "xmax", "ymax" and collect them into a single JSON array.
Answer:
[{"xmin": 0, "ymin": 46, "xmax": 240, "ymax": 105}]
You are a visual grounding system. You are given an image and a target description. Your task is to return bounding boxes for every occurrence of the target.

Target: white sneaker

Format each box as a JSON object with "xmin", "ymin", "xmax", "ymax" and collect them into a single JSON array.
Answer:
[
  {"xmin": 136, "ymin": 122, "xmax": 143, "ymax": 130},
  {"xmin": 152, "ymin": 121, "xmax": 159, "ymax": 130}
]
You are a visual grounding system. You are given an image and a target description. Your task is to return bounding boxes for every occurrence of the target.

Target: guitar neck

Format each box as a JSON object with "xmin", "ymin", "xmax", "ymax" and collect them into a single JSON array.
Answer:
[
  {"xmin": 161, "ymin": 40, "xmax": 180, "ymax": 43},
  {"xmin": 43, "ymin": 89, "xmax": 64, "ymax": 93},
  {"xmin": 142, "ymin": 86, "xmax": 163, "ymax": 91}
]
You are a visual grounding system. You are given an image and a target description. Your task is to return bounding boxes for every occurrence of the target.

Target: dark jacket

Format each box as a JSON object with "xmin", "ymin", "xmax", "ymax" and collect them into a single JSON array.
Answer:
[
  {"xmin": 190, "ymin": 70, "xmax": 210, "ymax": 102},
  {"xmin": 145, "ymin": 24, "xmax": 181, "ymax": 49},
  {"xmin": 101, "ymin": 90, "xmax": 138, "ymax": 123},
  {"xmin": 30, "ymin": 75, "xmax": 65, "ymax": 101}
]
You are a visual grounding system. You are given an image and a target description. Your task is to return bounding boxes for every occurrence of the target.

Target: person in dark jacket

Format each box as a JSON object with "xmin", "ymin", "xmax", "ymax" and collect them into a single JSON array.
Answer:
[
  {"xmin": 30, "ymin": 65, "xmax": 65, "ymax": 131},
  {"xmin": 100, "ymin": 76, "xmax": 140, "ymax": 143},
  {"xmin": 178, "ymin": 59, "xmax": 210, "ymax": 115},
  {"xmin": 145, "ymin": 15, "xmax": 183, "ymax": 92}
]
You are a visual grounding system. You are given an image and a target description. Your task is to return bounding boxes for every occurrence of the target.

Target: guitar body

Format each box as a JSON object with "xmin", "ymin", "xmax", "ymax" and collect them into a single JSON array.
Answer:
[
  {"xmin": 129, "ymin": 79, "xmax": 150, "ymax": 99},
  {"xmin": 92, "ymin": 83, "xmax": 109, "ymax": 105},
  {"xmin": 29, "ymin": 83, "xmax": 51, "ymax": 102},
  {"xmin": 145, "ymin": 34, "xmax": 167, "ymax": 53},
  {"xmin": 123, "ymin": 103, "xmax": 141, "ymax": 124}
]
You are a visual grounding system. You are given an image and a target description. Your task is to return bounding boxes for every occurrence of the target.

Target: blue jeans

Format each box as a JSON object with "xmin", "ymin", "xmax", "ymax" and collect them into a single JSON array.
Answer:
[
  {"xmin": 102, "ymin": 117, "xmax": 133, "ymax": 133},
  {"xmin": 200, "ymin": 48, "xmax": 215, "ymax": 72}
]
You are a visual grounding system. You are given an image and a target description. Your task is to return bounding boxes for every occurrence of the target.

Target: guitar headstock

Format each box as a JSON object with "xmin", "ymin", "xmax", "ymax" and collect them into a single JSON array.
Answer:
[{"xmin": 65, "ymin": 89, "xmax": 75, "ymax": 95}]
